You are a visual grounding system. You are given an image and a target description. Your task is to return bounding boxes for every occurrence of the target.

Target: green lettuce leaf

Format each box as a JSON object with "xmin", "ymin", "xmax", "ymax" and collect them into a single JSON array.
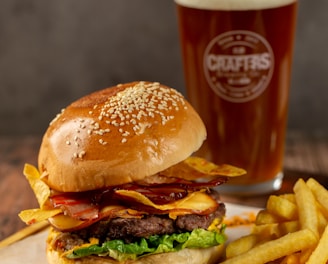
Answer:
[{"xmin": 66, "ymin": 227, "xmax": 226, "ymax": 262}]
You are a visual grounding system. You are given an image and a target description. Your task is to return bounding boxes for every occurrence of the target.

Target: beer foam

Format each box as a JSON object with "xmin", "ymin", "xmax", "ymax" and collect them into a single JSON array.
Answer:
[{"xmin": 175, "ymin": 0, "xmax": 296, "ymax": 10}]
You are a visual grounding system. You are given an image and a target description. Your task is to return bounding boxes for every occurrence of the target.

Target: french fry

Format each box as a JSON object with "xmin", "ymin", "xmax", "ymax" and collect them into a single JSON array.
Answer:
[
  {"xmin": 255, "ymin": 209, "xmax": 283, "ymax": 225},
  {"xmin": 299, "ymin": 247, "xmax": 314, "ymax": 264},
  {"xmin": 293, "ymin": 178, "xmax": 319, "ymax": 238},
  {"xmin": 0, "ymin": 220, "xmax": 49, "ymax": 248},
  {"xmin": 279, "ymin": 220, "xmax": 299, "ymax": 235},
  {"xmin": 223, "ymin": 177, "xmax": 328, "ymax": 264},
  {"xmin": 252, "ymin": 221, "xmax": 299, "ymax": 240},
  {"xmin": 225, "ymin": 234, "xmax": 257, "ymax": 259},
  {"xmin": 306, "ymin": 224, "xmax": 328, "ymax": 264},
  {"xmin": 280, "ymin": 253, "xmax": 300, "ymax": 264},
  {"xmin": 279, "ymin": 193, "xmax": 296, "ymax": 204},
  {"xmin": 221, "ymin": 229, "xmax": 317, "ymax": 264},
  {"xmin": 306, "ymin": 178, "xmax": 328, "ymax": 213},
  {"xmin": 316, "ymin": 201, "xmax": 328, "ymax": 221},
  {"xmin": 317, "ymin": 208, "xmax": 328, "ymax": 235},
  {"xmin": 252, "ymin": 223, "xmax": 281, "ymax": 239},
  {"xmin": 266, "ymin": 195, "xmax": 298, "ymax": 220}
]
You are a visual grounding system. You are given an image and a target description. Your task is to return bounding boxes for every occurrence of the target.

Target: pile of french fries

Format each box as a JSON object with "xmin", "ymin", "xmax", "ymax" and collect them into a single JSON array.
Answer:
[{"xmin": 221, "ymin": 178, "xmax": 328, "ymax": 264}]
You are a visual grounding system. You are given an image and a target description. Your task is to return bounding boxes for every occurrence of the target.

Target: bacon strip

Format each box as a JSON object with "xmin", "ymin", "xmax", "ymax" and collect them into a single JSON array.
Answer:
[{"xmin": 49, "ymin": 176, "xmax": 227, "ymax": 222}]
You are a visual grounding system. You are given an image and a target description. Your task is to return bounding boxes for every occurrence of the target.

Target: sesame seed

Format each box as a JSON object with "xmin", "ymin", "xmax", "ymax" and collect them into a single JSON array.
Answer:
[
  {"xmin": 78, "ymin": 151, "xmax": 86, "ymax": 158},
  {"xmin": 98, "ymin": 139, "xmax": 107, "ymax": 145},
  {"xmin": 95, "ymin": 130, "xmax": 103, "ymax": 135},
  {"xmin": 85, "ymin": 82, "xmax": 186, "ymax": 144},
  {"xmin": 122, "ymin": 131, "xmax": 130, "ymax": 136},
  {"xmin": 50, "ymin": 109, "xmax": 66, "ymax": 125}
]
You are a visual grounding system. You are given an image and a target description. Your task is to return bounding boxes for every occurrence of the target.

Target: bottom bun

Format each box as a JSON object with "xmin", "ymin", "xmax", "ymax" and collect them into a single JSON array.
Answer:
[{"xmin": 46, "ymin": 234, "xmax": 225, "ymax": 264}]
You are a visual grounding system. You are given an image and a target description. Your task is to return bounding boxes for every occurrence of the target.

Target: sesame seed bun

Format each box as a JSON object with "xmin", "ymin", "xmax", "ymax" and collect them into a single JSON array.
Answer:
[{"xmin": 38, "ymin": 81, "xmax": 206, "ymax": 192}]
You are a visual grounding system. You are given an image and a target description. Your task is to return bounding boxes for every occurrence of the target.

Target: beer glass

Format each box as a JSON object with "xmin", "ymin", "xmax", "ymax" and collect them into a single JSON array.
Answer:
[{"xmin": 175, "ymin": 0, "xmax": 298, "ymax": 195}]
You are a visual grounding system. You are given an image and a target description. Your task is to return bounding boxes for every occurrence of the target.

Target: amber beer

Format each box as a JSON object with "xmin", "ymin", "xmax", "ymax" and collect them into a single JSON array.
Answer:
[{"xmin": 175, "ymin": 0, "xmax": 298, "ymax": 194}]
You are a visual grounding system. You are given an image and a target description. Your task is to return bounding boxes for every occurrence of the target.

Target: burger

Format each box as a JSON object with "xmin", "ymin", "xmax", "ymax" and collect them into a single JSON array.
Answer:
[{"xmin": 19, "ymin": 81, "xmax": 245, "ymax": 264}]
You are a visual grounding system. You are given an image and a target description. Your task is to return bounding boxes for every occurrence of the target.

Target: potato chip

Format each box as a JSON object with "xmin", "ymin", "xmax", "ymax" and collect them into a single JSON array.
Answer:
[
  {"xmin": 19, "ymin": 208, "xmax": 62, "ymax": 225},
  {"xmin": 161, "ymin": 156, "xmax": 246, "ymax": 180},
  {"xmin": 23, "ymin": 163, "xmax": 51, "ymax": 209}
]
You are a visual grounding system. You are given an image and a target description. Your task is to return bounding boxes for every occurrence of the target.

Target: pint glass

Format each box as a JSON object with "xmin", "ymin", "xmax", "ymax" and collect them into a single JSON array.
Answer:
[{"xmin": 175, "ymin": 0, "xmax": 298, "ymax": 195}]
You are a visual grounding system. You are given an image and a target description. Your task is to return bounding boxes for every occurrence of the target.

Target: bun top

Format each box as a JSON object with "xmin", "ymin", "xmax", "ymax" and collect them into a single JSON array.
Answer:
[{"xmin": 38, "ymin": 81, "xmax": 206, "ymax": 192}]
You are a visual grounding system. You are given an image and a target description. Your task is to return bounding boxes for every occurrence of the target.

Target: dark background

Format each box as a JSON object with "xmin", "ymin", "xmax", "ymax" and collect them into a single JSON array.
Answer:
[{"xmin": 0, "ymin": 0, "xmax": 327, "ymax": 136}]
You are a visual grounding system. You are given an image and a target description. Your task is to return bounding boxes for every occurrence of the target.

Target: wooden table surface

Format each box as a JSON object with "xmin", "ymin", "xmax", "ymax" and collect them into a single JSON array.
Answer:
[{"xmin": 1, "ymin": 131, "xmax": 328, "ymax": 241}]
